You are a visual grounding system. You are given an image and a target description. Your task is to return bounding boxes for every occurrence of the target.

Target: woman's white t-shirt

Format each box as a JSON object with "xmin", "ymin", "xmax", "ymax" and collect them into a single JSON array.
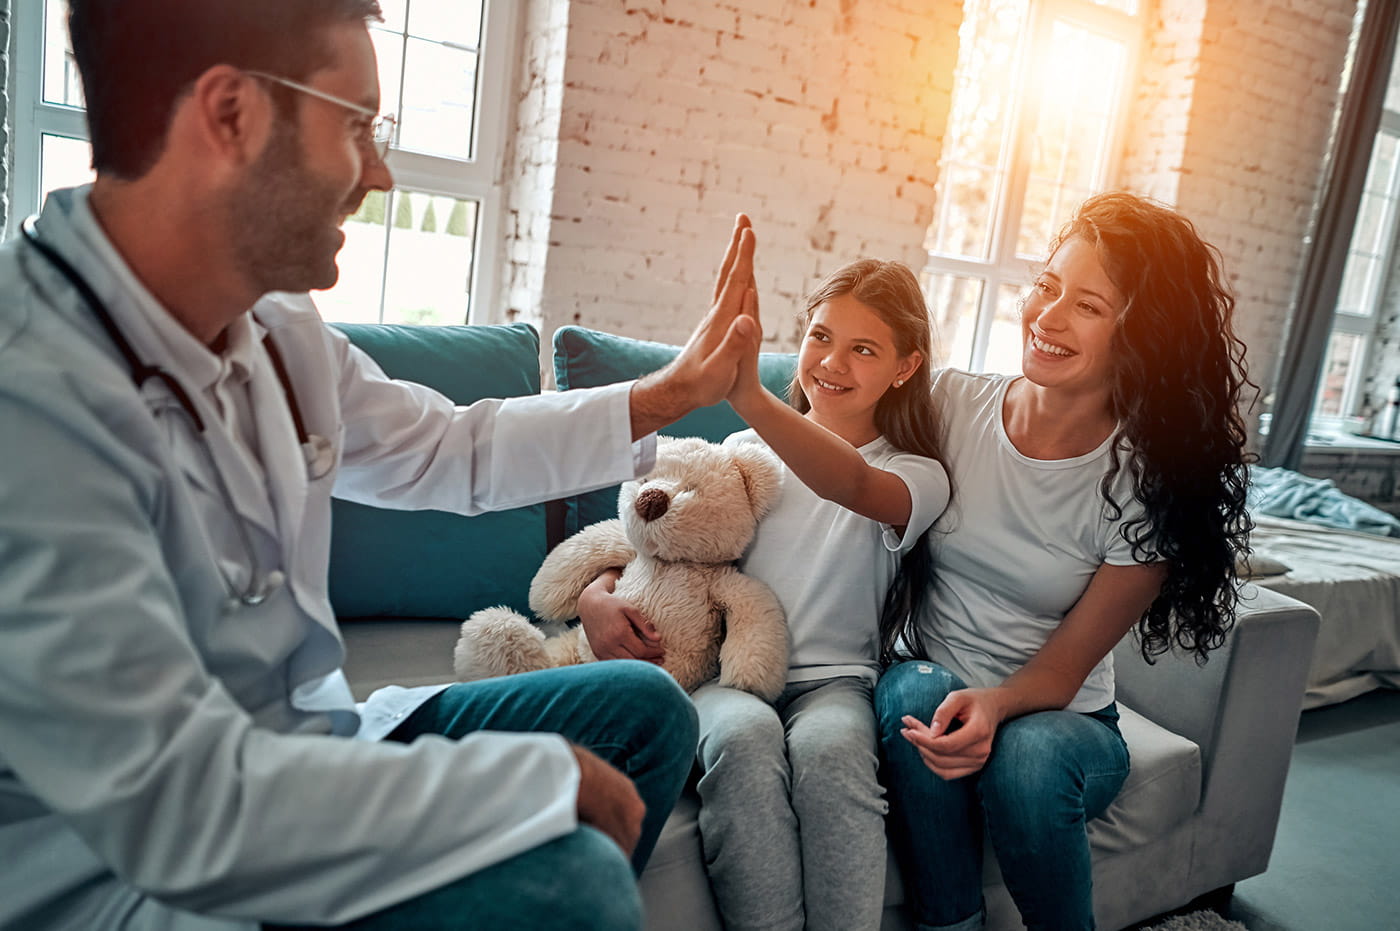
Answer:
[
  {"xmin": 724, "ymin": 429, "xmax": 950, "ymax": 684},
  {"xmin": 921, "ymin": 369, "xmax": 1154, "ymax": 712}
]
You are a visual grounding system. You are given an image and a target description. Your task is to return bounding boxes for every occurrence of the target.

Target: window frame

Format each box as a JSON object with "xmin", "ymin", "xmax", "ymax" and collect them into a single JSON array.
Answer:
[
  {"xmin": 1320, "ymin": 112, "xmax": 1400, "ymax": 419},
  {"xmin": 923, "ymin": 0, "xmax": 1142, "ymax": 372},
  {"xmin": 5, "ymin": 0, "xmax": 521, "ymax": 325}
]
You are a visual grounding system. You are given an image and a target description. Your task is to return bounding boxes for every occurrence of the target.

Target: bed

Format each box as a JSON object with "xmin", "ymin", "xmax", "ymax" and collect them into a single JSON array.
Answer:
[{"xmin": 1245, "ymin": 514, "xmax": 1400, "ymax": 708}]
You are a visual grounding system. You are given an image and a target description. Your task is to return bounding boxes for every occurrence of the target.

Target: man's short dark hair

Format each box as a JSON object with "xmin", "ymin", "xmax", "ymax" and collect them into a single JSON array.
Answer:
[{"xmin": 68, "ymin": 0, "xmax": 383, "ymax": 180}]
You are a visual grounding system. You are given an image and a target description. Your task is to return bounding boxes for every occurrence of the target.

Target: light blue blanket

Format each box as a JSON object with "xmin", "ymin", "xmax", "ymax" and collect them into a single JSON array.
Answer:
[{"xmin": 1249, "ymin": 466, "xmax": 1400, "ymax": 537}]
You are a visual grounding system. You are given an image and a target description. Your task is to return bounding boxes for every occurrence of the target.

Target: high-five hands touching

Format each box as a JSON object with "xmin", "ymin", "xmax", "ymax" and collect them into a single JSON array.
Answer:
[{"xmin": 629, "ymin": 215, "xmax": 761, "ymax": 439}]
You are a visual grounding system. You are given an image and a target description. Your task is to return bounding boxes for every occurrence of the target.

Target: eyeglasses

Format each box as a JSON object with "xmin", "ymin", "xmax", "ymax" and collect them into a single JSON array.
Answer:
[{"xmin": 246, "ymin": 70, "xmax": 397, "ymax": 161}]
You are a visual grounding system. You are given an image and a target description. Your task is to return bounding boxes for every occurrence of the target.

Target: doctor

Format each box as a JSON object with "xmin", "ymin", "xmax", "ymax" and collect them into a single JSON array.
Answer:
[{"xmin": 0, "ymin": 1, "xmax": 762, "ymax": 929}]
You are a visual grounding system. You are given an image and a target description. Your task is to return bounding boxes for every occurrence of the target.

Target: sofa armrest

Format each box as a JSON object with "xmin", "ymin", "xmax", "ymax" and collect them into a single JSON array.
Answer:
[{"xmin": 1114, "ymin": 584, "xmax": 1320, "ymax": 875}]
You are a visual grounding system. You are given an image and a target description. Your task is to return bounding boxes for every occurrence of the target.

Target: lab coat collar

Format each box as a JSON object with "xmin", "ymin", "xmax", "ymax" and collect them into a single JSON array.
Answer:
[{"xmin": 34, "ymin": 186, "xmax": 282, "ymax": 544}]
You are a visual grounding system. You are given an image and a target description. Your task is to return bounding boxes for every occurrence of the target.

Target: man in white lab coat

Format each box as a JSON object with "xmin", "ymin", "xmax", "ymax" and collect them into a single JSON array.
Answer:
[{"xmin": 0, "ymin": 1, "xmax": 763, "ymax": 929}]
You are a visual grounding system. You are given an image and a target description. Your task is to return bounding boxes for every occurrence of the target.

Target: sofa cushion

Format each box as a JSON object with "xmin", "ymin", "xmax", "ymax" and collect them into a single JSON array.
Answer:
[
  {"xmin": 1086, "ymin": 703, "xmax": 1202, "ymax": 854},
  {"xmin": 552, "ymin": 325, "xmax": 796, "ymax": 535},
  {"xmin": 328, "ymin": 322, "xmax": 546, "ymax": 619}
]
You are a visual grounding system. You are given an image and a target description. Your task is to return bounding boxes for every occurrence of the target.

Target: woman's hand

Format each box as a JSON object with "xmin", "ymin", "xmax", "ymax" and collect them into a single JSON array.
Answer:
[
  {"xmin": 577, "ymin": 569, "xmax": 666, "ymax": 664},
  {"xmin": 900, "ymin": 687, "xmax": 1007, "ymax": 780}
]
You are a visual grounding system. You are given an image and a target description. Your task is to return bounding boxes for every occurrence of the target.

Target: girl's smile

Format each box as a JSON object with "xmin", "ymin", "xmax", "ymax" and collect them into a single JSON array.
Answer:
[{"xmin": 798, "ymin": 293, "xmax": 922, "ymax": 445}]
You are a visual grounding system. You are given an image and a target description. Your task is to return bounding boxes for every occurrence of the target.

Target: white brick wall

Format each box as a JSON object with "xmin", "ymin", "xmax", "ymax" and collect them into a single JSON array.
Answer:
[
  {"xmin": 502, "ymin": 0, "xmax": 961, "ymax": 357},
  {"xmin": 501, "ymin": 0, "xmax": 1358, "ymax": 417},
  {"xmin": 1119, "ymin": 0, "xmax": 1354, "ymax": 414}
]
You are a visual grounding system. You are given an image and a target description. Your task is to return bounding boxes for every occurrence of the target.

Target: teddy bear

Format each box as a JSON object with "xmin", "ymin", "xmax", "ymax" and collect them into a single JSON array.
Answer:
[{"xmin": 453, "ymin": 436, "xmax": 790, "ymax": 701}]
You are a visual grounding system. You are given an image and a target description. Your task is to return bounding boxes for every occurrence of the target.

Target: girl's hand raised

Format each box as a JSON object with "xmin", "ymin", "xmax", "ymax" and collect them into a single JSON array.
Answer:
[
  {"xmin": 727, "ymin": 285, "xmax": 766, "ymax": 410},
  {"xmin": 899, "ymin": 688, "xmax": 1006, "ymax": 780}
]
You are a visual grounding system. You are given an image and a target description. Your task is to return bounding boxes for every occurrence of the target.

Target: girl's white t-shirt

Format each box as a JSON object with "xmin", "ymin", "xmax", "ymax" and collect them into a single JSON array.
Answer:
[
  {"xmin": 921, "ymin": 369, "xmax": 1155, "ymax": 713},
  {"xmin": 724, "ymin": 429, "xmax": 950, "ymax": 683}
]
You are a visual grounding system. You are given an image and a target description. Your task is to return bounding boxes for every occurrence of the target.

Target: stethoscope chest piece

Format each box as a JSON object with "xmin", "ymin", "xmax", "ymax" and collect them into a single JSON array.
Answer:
[{"xmin": 302, "ymin": 434, "xmax": 335, "ymax": 481}]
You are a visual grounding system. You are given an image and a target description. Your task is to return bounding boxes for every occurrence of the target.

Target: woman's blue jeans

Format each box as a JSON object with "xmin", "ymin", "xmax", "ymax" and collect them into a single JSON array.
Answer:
[
  {"xmin": 268, "ymin": 660, "xmax": 698, "ymax": 931},
  {"xmin": 875, "ymin": 661, "xmax": 1129, "ymax": 931}
]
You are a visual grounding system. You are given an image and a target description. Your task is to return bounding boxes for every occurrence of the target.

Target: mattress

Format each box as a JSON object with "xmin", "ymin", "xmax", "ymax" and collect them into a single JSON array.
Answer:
[{"xmin": 1246, "ymin": 514, "xmax": 1400, "ymax": 708}]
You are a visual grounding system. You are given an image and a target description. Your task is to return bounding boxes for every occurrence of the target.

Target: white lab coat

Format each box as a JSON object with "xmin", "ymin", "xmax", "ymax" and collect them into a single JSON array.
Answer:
[{"xmin": 0, "ymin": 187, "xmax": 653, "ymax": 930}]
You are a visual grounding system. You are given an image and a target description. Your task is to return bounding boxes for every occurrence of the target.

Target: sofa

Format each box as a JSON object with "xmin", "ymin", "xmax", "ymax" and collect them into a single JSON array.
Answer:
[{"xmin": 329, "ymin": 321, "xmax": 1322, "ymax": 931}]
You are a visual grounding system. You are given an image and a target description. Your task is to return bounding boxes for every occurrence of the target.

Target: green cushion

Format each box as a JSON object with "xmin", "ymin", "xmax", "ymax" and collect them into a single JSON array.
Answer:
[
  {"xmin": 329, "ymin": 322, "xmax": 545, "ymax": 619},
  {"xmin": 552, "ymin": 325, "xmax": 796, "ymax": 535}
]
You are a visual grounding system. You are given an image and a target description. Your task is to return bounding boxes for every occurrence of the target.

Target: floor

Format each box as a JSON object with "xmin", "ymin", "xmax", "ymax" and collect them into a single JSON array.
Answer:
[{"xmin": 1208, "ymin": 688, "xmax": 1400, "ymax": 930}]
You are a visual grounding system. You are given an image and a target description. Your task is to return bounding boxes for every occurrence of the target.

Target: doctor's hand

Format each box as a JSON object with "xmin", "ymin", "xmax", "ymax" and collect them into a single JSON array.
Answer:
[
  {"xmin": 577, "ymin": 569, "xmax": 665, "ymax": 664},
  {"xmin": 629, "ymin": 215, "xmax": 760, "ymax": 439},
  {"xmin": 571, "ymin": 743, "xmax": 645, "ymax": 858},
  {"xmin": 900, "ymin": 687, "xmax": 1006, "ymax": 781}
]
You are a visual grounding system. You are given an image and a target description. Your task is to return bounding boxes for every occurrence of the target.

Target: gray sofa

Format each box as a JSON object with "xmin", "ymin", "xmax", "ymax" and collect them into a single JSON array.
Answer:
[{"xmin": 331, "ymin": 322, "xmax": 1322, "ymax": 931}]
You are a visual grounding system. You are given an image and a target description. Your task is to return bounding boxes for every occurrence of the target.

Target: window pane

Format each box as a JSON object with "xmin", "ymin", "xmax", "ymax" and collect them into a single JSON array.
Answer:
[
  {"xmin": 926, "ymin": 0, "xmax": 1029, "ymax": 261},
  {"xmin": 1352, "ymin": 191, "xmax": 1388, "ymax": 257},
  {"xmin": 40, "ymin": 134, "xmax": 95, "ymax": 202},
  {"xmin": 42, "ymin": 0, "xmax": 84, "ymax": 107},
  {"xmin": 316, "ymin": 190, "xmax": 390, "ymax": 324},
  {"xmin": 1315, "ymin": 331, "xmax": 1365, "ymax": 418},
  {"xmin": 398, "ymin": 38, "xmax": 480, "ymax": 159},
  {"xmin": 1364, "ymin": 133, "xmax": 1398, "ymax": 196},
  {"xmin": 983, "ymin": 283, "xmax": 1027, "ymax": 374},
  {"xmin": 373, "ymin": 7, "xmax": 487, "ymax": 162},
  {"xmin": 370, "ymin": 27, "xmax": 406, "ymax": 131},
  {"xmin": 1387, "ymin": 46, "xmax": 1400, "ymax": 112},
  {"xmin": 1336, "ymin": 252, "xmax": 1379, "ymax": 317},
  {"xmin": 1016, "ymin": 21, "xmax": 1126, "ymax": 258},
  {"xmin": 410, "ymin": 0, "xmax": 485, "ymax": 48},
  {"xmin": 383, "ymin": 192, "xmax": 478, "ymax": 325},
  {"xmin": 317, "ymin": 190, "xmax": 479, "ymax": 326},
  {"xmin": 922, "ymin": 272, "xmax": 984, "ymax": 370}
]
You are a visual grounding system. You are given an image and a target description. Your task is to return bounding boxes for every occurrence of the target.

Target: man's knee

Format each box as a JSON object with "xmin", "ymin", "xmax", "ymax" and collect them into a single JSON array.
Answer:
[{"xmin": 494, "ymin": 827, "xmax": 643, "ymax": 930}]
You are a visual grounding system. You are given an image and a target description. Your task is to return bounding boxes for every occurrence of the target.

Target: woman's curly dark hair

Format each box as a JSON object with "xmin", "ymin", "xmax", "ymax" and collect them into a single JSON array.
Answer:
[{"xmin": 1054, "ymin": 192, "xmax": 1256, "ymax": 663}]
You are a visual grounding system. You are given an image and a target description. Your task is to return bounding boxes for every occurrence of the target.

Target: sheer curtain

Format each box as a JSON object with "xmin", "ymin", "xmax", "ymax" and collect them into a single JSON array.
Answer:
[{"xmin": 1263, "ymin": 3, "xmax": 1400, "ymax": 469}]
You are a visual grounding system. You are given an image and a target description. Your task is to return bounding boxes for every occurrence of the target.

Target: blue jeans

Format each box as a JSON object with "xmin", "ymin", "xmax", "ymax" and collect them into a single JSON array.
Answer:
[
  {"xmin": 270, "ymin": 660, "xmax": 698, "ymax": 931},
  {"xmin": 875, "ymin": 661, "xmax": 1129, "ymax": 931}
]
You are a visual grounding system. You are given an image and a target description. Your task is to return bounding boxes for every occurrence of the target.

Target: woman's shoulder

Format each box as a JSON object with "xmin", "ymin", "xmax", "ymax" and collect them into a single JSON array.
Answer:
[{"xmin": 931, "ymin": 367, "xmax": 1014, "ymax": 399}]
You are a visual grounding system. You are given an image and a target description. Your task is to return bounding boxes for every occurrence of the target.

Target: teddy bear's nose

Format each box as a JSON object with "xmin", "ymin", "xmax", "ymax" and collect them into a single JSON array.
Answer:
[{"xmin": 634, "ymin": 487, "xmax": 670, "ymax": 522}]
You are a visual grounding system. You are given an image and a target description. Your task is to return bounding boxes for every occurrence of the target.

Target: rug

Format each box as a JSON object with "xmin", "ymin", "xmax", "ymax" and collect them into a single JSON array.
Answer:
[{"xmin": 1140, "ymin": 909, "xmax": 1247, "ymax": 931}]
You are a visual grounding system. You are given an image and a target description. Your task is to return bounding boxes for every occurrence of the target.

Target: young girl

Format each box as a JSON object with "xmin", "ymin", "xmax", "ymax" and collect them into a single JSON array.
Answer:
[{"xmin": 683, "ymin": 257, "xmax": 950, "ymax": 931}]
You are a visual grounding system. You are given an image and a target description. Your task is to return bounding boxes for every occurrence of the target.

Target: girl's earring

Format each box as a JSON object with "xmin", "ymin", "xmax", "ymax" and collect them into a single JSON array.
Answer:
[{"xmin": 894, "ymin": 379, "xmax": 904, "ymax": 388}]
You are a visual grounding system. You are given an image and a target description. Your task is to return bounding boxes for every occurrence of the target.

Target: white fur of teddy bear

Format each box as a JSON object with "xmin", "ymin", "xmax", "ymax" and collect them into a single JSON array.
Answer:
[{"xmin": 453, "ymin": 436, "xmax": 789, "ymax": 701}]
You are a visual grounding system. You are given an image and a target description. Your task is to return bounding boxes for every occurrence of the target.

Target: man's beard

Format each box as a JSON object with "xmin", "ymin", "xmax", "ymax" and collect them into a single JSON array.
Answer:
[{"xmin": 228, "ymin": 120, "xmax": 360, "ymax": 296}]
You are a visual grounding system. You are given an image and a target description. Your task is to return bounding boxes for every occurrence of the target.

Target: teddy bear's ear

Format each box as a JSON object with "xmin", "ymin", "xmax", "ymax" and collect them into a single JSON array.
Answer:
[{"xmin": 730, "ymin": 444, "xmax": 783, "ymax": 517}]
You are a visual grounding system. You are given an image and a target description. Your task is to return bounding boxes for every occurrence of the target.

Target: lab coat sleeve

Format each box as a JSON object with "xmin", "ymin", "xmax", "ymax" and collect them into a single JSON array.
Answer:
[
  {"xmin": 327, "ymin": 325, "xmax": 653, "ymax": 512},
  {"xmin": 0, "ymin": 386, "xmax": 585, "ymax": 923}
]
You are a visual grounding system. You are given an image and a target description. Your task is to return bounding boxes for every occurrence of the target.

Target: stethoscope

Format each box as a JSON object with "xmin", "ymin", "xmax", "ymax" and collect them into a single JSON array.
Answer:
[{"xmin": 21, "ymin": 215, "xmax": 334, "ymax": 610}]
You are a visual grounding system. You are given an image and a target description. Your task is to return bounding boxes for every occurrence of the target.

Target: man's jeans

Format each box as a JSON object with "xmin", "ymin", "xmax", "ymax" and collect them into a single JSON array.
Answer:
[
  {"xmin": 271, "ymin": 660, "xmax": 698, "ymax": 931},
  {"xmin": 876, "ymin": 660, "xmax": 1129, "ymax": 931}
]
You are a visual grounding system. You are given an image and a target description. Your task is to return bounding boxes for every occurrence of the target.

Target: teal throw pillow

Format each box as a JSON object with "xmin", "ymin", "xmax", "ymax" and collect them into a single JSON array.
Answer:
[{"xmin": 329, "ymin": 322, "xmax": 545, "ymax": 619}]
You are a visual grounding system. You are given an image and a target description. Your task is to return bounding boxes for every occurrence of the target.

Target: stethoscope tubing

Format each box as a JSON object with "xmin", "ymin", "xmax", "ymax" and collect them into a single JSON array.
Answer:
[{"xmin": 19, "ymin": 214, "xmax": 299, "ymax": 609}]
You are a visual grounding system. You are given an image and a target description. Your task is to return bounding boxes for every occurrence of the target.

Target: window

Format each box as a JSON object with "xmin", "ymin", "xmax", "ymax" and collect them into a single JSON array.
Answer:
[
  {"xmin": 923, "ymin": 0, "xmax": 1141, "ymax": 372},
  {"xmin": 7, "ymin": 0, "xmax": 518, "ymax": 326},
  {"xmin": 1312, "ymin": 67, "xmax": 1400, "ymax": 420}
]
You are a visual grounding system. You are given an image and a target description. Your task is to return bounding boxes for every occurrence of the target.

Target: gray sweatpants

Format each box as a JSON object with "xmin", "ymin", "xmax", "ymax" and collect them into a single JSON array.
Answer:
[{"xmin": 693, "ymin": 676, "xmax": 887, "ymax": 931}]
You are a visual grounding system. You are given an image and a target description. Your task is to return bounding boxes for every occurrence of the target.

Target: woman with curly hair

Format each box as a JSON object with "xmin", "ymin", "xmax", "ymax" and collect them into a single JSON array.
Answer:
[{"xmin": 876, "ymin": 191, "xmax": 1253, "ymax": 931}]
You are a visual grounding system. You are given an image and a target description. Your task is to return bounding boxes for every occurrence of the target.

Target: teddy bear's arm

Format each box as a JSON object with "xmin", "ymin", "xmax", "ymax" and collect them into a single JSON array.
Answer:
[
  {"xmin": 709, "ymin": 569, "xmax": 789, "ymax": 703},
  {"xmin": 528, "ymin": 519, "xmax": 638, "ymax": 621}
]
